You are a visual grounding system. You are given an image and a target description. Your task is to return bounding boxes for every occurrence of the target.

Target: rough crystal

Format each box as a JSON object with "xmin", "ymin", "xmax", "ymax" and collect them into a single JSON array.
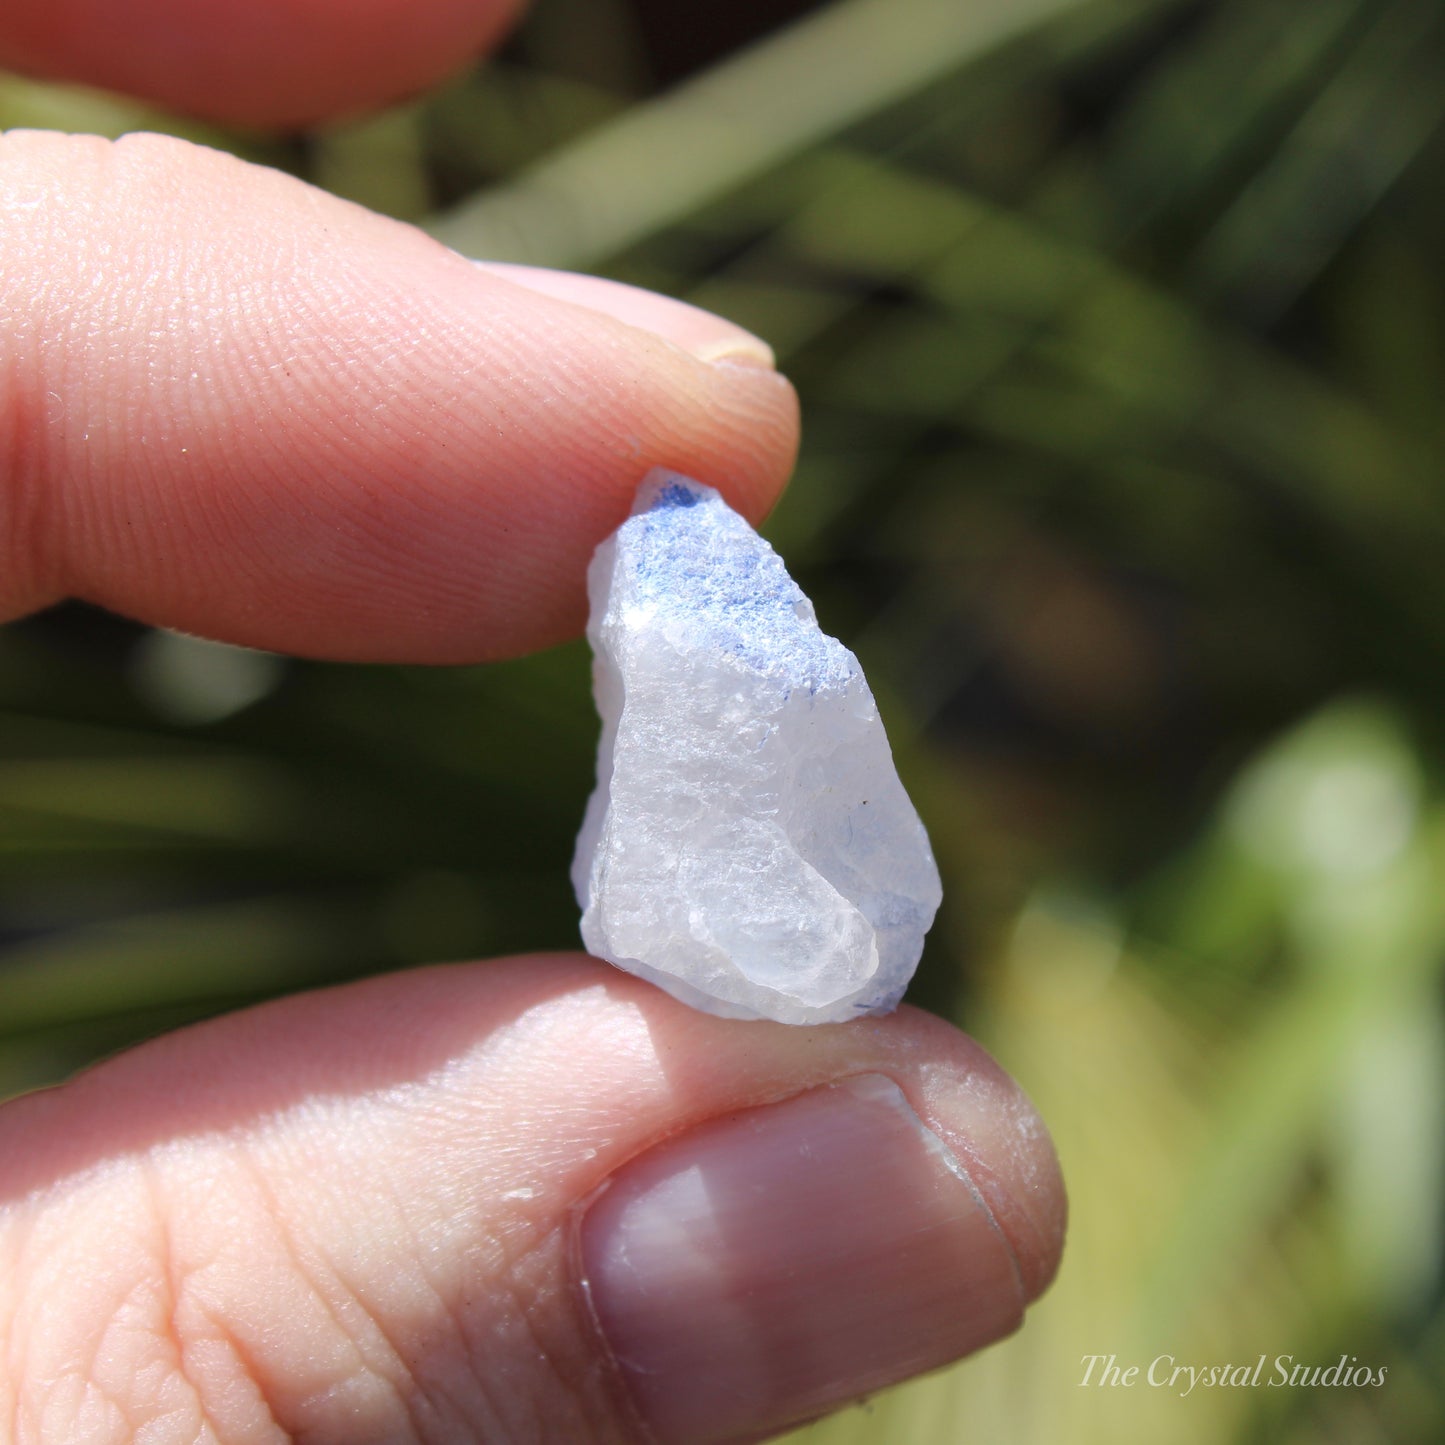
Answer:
[{"xmin": 572, "ymin": 471, "xmax": 943, "ymax": 1025}]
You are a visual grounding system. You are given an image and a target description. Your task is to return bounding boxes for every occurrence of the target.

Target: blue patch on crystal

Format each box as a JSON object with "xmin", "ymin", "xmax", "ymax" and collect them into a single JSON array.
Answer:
[
  {"xmin": 620, "ymin": 479, "xmax": 855, "ymax": 688},
  {"xmin": 648, "ymin": 480, "xmax": 703, "ymax": 510}
]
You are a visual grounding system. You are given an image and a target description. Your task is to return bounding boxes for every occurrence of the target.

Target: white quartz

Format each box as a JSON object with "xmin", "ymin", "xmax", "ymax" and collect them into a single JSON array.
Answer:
[{"xmin": 572, "ymin": 471, "xmax": 942, "ymax": 1025}]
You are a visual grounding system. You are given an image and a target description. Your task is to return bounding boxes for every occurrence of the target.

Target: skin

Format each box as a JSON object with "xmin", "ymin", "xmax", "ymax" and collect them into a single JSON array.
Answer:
[
  {"xmin": 0, "ymin": 5, "xmax": 1067, "ymax": 1441},
  {"xmin": 0, "ymin": 0, "xmax": 532, "ymax": 128}
]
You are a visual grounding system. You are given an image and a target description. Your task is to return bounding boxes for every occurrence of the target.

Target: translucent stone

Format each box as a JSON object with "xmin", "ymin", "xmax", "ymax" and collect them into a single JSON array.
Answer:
[{"xmin": 572, "ymin": 471, "xmax": 943, "ymax": 1025}]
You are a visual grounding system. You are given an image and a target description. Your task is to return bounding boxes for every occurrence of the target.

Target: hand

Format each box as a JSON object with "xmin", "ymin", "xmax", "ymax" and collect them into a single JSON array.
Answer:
[{"xmin": 0, "ymin": 4, "xmax": 1066, "ymax": 1442}]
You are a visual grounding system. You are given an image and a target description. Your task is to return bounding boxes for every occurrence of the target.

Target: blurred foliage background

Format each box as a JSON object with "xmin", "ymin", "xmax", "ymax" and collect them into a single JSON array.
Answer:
[{"xmin": 3, "ymin": 0, "xmax": 1444, "ymax": 1440}]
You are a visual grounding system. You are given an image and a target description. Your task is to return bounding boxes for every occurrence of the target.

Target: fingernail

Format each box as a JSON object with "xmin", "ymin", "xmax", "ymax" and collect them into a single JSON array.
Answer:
[
  {"xmin": 468, "ymin": 259, "xmax": 776, "ymax": 369},
  {"xmin": 686, "ymin": 335, "xmax": 776, "ymax": 369},
  {"xmin": 581, "ymin": 1074, "xmax": 1027, "ymax": 1444}
]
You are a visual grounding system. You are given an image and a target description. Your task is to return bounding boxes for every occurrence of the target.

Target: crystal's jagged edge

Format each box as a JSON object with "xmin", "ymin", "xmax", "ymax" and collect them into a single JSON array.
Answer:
[{"xmin": 572, "ymin": 469, "xmax": 942, "ymax": 1025}]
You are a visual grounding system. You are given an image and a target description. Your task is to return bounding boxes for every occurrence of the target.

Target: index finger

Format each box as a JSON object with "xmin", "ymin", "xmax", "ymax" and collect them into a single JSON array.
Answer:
[{"xmin": 0, "ymin": 131, "xmax": 798, "ymax": 663}]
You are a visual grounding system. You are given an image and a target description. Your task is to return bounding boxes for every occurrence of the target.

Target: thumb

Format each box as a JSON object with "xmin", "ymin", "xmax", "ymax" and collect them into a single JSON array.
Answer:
[{"xmin": 0, "ymin": 954, "xmax": 1064, "ymax": 1444}]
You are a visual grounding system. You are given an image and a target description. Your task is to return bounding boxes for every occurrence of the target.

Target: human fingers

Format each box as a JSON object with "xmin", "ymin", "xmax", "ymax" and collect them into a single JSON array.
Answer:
[
  {"xmin": 0, "ymin": 952, "xmax": 1064, "ymax": 1444},
  {"xmin": 0, "ymin": 0, "xmax": 529, "ymax": 129},
  {"xmin": 0, "ymin": 130, "xmax": 798, "ymax": 662},
  {"xmin": 474, "ymin": 263, "xmax": 777, "ymax": 367}
]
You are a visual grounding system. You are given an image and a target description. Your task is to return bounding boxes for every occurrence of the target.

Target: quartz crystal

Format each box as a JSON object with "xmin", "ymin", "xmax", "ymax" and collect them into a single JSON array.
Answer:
[{"xmin": 572, "ymin": 471, "xmax": 943, "ymax": 1025}]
